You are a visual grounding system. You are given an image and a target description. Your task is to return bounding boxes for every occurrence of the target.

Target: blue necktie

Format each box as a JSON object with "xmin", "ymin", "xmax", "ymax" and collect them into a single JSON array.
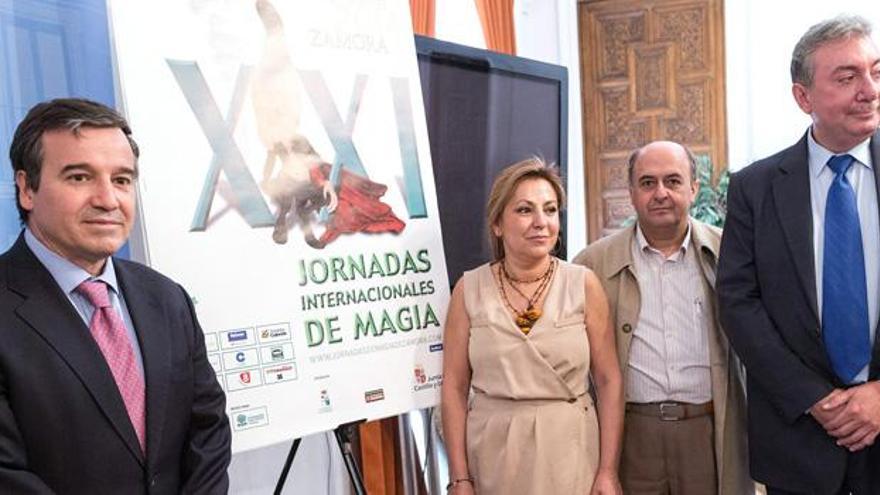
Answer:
[{"xmin": 822, "ymin": 154, "xmax": 870, "ymax": 383}]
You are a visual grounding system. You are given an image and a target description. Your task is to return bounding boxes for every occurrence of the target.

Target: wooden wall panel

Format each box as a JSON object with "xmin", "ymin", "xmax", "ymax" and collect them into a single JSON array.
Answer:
[{"xmin": 360, "ymin": 418, "xmax": 403, "ymax": 495}]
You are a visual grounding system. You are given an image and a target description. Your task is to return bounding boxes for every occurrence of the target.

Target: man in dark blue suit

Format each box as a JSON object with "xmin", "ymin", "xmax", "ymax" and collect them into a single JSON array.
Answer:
[
  {"xmin": 718, "ymin": 15, "xmax": 880, "ymax": 495},
  {"xmin": 0, "ymin": 98, "xmax": 231, "ymax": 493}
]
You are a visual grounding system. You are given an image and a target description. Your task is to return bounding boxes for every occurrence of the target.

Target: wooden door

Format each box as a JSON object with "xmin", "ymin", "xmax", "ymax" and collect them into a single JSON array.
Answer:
[{"xmin": 578, "ymin": 0, "xmax": 727, "ymax": 240}]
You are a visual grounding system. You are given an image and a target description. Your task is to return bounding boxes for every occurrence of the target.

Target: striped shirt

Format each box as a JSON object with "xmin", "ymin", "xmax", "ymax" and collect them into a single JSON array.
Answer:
[{"xmin": 626, "ymin": 223, "xmax": 712, "ymax": 404}]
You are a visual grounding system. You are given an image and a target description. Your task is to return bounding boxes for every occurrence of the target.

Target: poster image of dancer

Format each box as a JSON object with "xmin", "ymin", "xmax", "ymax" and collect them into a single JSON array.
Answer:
[{"xmin": 252, "ymin": 0, "xmax": 405, "ymax": 249}]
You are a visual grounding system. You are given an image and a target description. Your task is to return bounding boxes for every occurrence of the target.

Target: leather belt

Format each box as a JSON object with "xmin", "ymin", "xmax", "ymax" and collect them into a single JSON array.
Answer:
[{"xmin": 625, "ymin": 401, "xmax": 714, "ymax": 421}]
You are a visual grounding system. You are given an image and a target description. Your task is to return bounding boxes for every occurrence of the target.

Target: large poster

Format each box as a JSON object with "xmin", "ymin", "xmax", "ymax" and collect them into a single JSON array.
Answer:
[{"xmin": 109, "ymin": 0, "xmax": 448, "ymax": 453}]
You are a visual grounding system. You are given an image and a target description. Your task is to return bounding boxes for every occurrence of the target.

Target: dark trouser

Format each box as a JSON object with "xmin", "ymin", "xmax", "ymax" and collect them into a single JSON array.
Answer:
[
  {"xmin": 766, "ymin": 447, "xmax": 870, "ymax": 495},
  {"xmin": 621, "ymin": 403, "xmax": 717, "ymax": 495}
]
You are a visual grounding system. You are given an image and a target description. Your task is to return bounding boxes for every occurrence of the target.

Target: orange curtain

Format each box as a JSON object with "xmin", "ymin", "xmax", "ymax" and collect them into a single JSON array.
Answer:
[
  {"xmin": 409, "ymin": 0, "xmax": 436, "ymax": 37},
  {"xmin": 474, "ymin": 0, "xmax": 516, "ymax": 55}
]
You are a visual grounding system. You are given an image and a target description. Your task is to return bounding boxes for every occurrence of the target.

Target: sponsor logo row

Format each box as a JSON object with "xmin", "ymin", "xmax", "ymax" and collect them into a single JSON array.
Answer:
[
  {"xmin": 208, "ymin": 342, "xmax": 295, "ymax": 373},
  {"xmin": 316, "ymin": 364, "xmax": 440, "ymax": 412},
  {"xmin": 205, "ymin": 323, "xmax": 292, "ymax": 353},
  {"xmin": 216, "ymin": 363, "xmax": 298, "ymax": 392}
]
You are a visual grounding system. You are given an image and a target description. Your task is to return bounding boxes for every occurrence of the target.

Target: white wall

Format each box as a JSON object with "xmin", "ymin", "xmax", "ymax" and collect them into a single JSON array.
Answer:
[
  {"xmin": 725, "ymin": 1, "xmax": 880, "ymax": 172},
  {"xmin": 435, "ymin": 0, "xmax": 486, "ymax": 50}
]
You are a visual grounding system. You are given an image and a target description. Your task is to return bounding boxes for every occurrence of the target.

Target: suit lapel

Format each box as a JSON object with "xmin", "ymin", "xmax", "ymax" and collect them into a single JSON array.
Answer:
[
  {"xmin": 870, "ymin": 131, "xmax": 880, "ymax": 378},
  {"xmin": 6, "ymin": 237, "xmax": 145, "ymax": 465},
  {"xmin": 771, "ymin": 133, "xmax": 820, "ymax": 323},
  {"xmin": 116, "ymin": 260, "xmax": 171, "ymax": 467}
]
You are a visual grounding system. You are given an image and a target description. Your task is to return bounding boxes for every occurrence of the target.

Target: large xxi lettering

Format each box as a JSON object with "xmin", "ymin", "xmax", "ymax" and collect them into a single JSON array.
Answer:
[
  {"xmin": 167, "ymin": 61, "xmax": 275, "ymax": 231},
  {"xmin": 168, "ymin": 60, "xmax": 429, "ymax": 231}
]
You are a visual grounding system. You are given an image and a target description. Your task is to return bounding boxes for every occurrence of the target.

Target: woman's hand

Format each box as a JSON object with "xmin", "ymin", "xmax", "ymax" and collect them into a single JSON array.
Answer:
[{"xmin": 589, "ymin": 468, "xmax": 622, "ymax": 495}]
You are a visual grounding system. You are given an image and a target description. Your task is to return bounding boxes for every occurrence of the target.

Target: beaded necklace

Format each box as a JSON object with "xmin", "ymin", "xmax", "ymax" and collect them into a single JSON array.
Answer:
[{"xmin": 495, "ymin": 257, "xmax": 557, "ymax": 335}]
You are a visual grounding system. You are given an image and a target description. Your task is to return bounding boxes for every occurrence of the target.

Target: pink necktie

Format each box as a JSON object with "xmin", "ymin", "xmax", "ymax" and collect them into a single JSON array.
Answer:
[{"xmin": 76, "ymin": 280, "xmax": 146, "ymax": 452}]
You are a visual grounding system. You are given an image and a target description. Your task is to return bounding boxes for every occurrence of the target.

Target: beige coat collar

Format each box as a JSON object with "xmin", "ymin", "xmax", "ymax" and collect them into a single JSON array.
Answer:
[{"xmin": 597, "ymin": 218, "xmax": 720, "ymax": 280}]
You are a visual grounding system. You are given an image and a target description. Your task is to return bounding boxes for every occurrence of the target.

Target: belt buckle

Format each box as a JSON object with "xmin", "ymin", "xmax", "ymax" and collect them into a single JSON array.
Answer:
[{"xmin": 658, "ymin": 402, "xmax": 684, "ymax": 421}]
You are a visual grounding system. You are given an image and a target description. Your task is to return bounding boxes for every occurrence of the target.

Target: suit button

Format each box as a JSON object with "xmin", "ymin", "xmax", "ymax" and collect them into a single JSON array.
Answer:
[
  {"xmin": 622, "ymin": 324, "xmax": 632, "ymax": 333},
  {"xmin": 150, "ymin": 477, "xmax": 157, "ymax": 487}
]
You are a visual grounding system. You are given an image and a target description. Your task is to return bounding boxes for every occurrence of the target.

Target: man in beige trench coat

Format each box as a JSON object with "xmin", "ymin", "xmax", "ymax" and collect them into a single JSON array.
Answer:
[{"xmin": 574, "ymin": 140, "xmax": 752, "ymax": 495}]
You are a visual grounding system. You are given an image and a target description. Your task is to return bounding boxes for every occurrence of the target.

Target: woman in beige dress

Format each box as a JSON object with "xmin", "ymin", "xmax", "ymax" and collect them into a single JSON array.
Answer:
[{"xmin": 441, "ymin": 158, "xmax": 624, "ymax": 494}]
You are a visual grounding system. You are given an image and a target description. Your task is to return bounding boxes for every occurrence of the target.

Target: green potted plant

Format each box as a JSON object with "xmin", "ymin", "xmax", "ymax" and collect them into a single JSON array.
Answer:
[{"xmin": 690, "ymin": 154, "xmax": 729, "ymax": 227}]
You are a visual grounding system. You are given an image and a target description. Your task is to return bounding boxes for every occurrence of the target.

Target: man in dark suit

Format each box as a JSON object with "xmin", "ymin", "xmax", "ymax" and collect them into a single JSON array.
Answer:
[
  {"xmin": 0, "ymin": 98, "xmax": 231, "ymax": 493},
  {"xmin": 718, "ymin": 15, "xmax": 880, "ymax": 495}
]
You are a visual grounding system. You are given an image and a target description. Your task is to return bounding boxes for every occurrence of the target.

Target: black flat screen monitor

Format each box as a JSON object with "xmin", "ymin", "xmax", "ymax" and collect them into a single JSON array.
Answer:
[{"xmin": 415, "ymin": 35, "xmax": 568, "ymax": 288}]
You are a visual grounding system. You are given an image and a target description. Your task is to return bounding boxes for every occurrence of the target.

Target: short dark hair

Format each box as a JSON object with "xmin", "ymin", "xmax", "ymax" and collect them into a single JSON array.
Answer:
[
  {"xmin": 9, "ymin": 97, "xmax": 139, "ymax": 223},
  {"xmin": 627, "ymin": 141, "xmax": 697, "ymax": 185},
  {"xmin": 791, "ymin": 15, "xmax": 873, "ymax": 86}
]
